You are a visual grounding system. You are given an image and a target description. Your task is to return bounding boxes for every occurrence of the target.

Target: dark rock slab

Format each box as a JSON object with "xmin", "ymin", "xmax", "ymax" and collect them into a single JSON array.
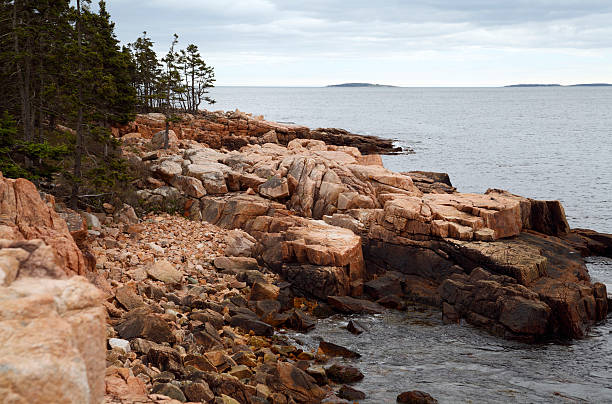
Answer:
[
  {"xmin": 147, "ymin": 345, "xmax": 183, "ymax": 374},
  {"xmin": 364, "ymin": 272, "xmax": 404, "ymax": 300},
  {"xmin": 115, "ymin": 313, "xmax": 175, "ymax": 344},
  {"xmin": 328, "ymin": 295, "xmax": 384, "ymax": 314},
  {"xmin": 326, "ymin": 364, "xmax": 364, "ymax": 383},
  {"xmin": 230, "ymin": 314, "xmax": 274, "ymax": 336},
  {"xmin": 151, "ymin": 383, "xmax": 186, "ymax": 402},
  {"xmin": 339, "ymin": 385, "xmax": 367, "ymax": 400},
  {"xmin": 397, "ymin": 390, "xmax": 438, "ymax": 403},
  {"xmin": 286, "ymin": 309, "xmax": 316, "ymax": 332},
  {"xmin": 346, "ymin": 319, "xmax": 367, "ymax": 335},
  {"xmin": 183, "ymin": 381, "xmax": 214, "ymax": 402},
  {"xmin": 318, "ymin": 340, "xmax": 360, "ymax": 358}
]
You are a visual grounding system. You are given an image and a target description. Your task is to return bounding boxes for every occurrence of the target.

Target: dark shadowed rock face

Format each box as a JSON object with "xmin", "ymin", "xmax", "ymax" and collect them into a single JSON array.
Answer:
[
  {"xmin": 404, "ymin": 171, "xmax": 456, "ymax": 194},
  {"xmin": 360, "ymin": 227, "xmax": 608, "ymax": 340},
  {"xmin": 364, "ymin": 271, "xmax": 404, "ymax": 300},
  {"xmin": 283, "ymin": 264, "xmax": 350, "ymax": 300}
]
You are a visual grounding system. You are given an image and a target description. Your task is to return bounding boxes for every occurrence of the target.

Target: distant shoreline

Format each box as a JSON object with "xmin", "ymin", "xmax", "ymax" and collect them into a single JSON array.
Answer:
[
  {"xmin": 505, "ymin": 83, "xmax": 612, "ymax": 88},
  {"xmin": 211, "ymin": 84, "xmax": 612, "ymax": 88}
]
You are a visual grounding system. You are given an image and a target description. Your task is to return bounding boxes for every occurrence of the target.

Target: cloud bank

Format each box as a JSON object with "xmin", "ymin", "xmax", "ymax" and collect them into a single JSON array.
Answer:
[{"xmin": 107, "ymin": 1, "xmax": 612, "ymax": 85}]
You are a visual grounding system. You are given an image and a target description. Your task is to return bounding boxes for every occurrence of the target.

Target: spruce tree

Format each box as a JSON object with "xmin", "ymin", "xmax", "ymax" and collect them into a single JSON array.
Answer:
[{"xmin": 128, "ymin": 32, "xmax": 161, "ymax": 112}]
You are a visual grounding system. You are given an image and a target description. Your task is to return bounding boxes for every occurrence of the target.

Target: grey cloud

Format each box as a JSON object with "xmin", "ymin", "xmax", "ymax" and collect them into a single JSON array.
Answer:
[{"xmin": 107, "ymin": 0, "xmax": 612, "ymax": 57}]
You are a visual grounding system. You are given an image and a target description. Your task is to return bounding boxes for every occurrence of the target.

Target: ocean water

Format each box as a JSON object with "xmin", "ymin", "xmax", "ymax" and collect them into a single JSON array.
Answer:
[{"xmin": 209, "ymin": 87, "xmax": 612, "ymax": 403}]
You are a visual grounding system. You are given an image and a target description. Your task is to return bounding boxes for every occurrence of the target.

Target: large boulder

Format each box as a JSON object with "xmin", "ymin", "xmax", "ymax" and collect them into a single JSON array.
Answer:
[
  {"xmin": 265, "ymin": 362, "xmax": 326, "ymax": 403},
  {"xmin": 170, "ymin": 175, "xmax": 206, "ymax": 198},
  {"xmin": 147, "ymin": 260, "xmax": 183, "ymax": 284},
  {"xmin": 150, "ymin": 129, "xmax": 178, "ymax": 149},
  {"xmin": 0, "ymin": 276, "xmax": 106, "ymax": 404},
  {"xmin": 0, "ymin": 174, "xmax": 87, "ymax": 276}
]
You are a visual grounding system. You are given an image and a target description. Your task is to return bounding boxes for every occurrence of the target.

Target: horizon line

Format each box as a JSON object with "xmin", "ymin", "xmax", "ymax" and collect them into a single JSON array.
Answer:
[{"xmin": 212, "ymin": 83, "xmax": 611, "ymax": 88}]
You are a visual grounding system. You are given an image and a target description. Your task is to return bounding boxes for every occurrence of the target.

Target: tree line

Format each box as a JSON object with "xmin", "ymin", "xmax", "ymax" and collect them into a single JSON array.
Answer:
[{"xmin": 0, "ymin": 0, "xmax": 215, "ymax": 207}]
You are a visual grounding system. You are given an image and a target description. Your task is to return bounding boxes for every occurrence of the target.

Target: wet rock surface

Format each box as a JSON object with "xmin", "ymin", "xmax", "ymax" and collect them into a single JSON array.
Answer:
[{"xmin": 397, "ymin": 390, "xmax": 439, "ymax": 404}]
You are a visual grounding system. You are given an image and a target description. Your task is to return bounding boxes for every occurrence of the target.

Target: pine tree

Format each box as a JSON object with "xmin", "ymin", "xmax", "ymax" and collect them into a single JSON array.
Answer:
[
  {"xmin": 178, "ymin": 44, "xmax": 215, "ymax": 113},
  {"xmin": 159, "ymin": 34, "xmax": 183, "ymax": 149}
]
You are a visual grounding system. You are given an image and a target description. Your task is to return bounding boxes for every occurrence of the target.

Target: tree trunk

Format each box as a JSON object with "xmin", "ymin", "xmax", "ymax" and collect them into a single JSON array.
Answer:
[
  {"xmin": 191, "ymin": 64, "xmax": 195, "ymax": 114},
  {"xmin": 71, "ymin": 0, "xmax": 84, "ymax": 209},
  {"xmin": 164, "ymin": 120, "xmax": 169, "ymax": 149}
]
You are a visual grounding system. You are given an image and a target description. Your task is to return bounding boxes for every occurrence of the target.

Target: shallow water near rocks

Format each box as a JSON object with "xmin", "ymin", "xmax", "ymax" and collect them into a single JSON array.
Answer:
[
  {"xmin": 210, "ymin": 86, "xmax": 612, "ymax": 402},
  {"xmin": 287, "ymin": 261, "xmax": 612, "ymax": 403}
]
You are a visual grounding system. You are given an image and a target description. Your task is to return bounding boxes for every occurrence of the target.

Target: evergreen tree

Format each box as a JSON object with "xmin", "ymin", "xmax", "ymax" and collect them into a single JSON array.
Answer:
[
  {"xmin": 0, "ymin": 0, "xmax": 216, "ymax": 208},
  {"xmin": 68, "ymin": 0, "xmax": 138, "ymax": 206},
  {"xmin": 178, "ymin": 44, "xmax": 215, "ymax": 113},
  {"xmin": 128, "ymin": 32, "xmax": 161, "ymax": 112},
  {"xmin": 159, "ymin": 34, "xmax": 183, "ymax": 149}
]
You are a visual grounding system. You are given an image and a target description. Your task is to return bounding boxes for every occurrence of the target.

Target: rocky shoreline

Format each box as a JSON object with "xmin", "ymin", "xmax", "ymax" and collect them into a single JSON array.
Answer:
[{"xmin": 1, "ymin": 110, "xmax": 611, "ymax": 403}]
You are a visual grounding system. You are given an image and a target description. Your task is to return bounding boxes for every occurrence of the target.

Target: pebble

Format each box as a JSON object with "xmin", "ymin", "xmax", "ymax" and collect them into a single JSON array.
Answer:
[{"xmin": 108, "ymin": 338, "xmax": 131, "ymax": 354}]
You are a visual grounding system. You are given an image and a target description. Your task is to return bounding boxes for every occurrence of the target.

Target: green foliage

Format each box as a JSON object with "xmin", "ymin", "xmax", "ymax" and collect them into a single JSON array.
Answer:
[
  {"xmin": 0, "ymin": 111, "xmax": 69, "ymax": 180},
  {"xmin": 128, "ymin": 33, "xmax": 216, "ymax": 114},
  {"xmin": 178, "ymin": 43, "xmax": 216, "ymax": 112}
]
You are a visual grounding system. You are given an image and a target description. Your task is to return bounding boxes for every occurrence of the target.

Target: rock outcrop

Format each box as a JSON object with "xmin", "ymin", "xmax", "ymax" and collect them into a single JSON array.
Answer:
[
  {"xmin": 116, "ymin": 110, "xmax": 403, "ymax": 155},
  {"xmin": 118, "ymin": 127, "xmax": 610, "ymax": 341},
  {"xmin": 0, "ymin": 173, "xmax": 88, "ymax": 276},
  {"xmin": 0, "ymin": 176, "xmax": 106, "ymax": 404}
]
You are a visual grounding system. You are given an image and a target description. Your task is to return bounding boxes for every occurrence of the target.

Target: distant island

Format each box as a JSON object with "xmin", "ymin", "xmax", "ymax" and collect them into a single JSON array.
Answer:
[
  {"xmin": 505, "ymin": 83, "xmax": 611, "ymax": 88},
  {"xmin": 569, "ymin": 83, "xmax": 612, "ymax": 87},
  {"xmin": 327, "ymin": 83, "xmax": 398, "ymax": 88}
]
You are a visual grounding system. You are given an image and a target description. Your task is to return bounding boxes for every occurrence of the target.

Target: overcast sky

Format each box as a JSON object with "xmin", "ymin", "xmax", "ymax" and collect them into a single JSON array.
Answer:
[{"xmin": 106, "ymin": 0, "xmax": 612, "ymax": 86}]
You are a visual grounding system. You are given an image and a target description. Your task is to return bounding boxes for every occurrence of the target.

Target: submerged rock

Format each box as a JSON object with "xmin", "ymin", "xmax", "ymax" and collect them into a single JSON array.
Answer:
[
  {"xmin": 397, "ymin": 390, "xmax": 438, "ymax": 404},
  {"xmin": 326, "ymin": 364, "xmax": 364, "ymax": 383},
  {"xmin": 346, "ymin": 319, "xmax": 367, "ymax": 335}
]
